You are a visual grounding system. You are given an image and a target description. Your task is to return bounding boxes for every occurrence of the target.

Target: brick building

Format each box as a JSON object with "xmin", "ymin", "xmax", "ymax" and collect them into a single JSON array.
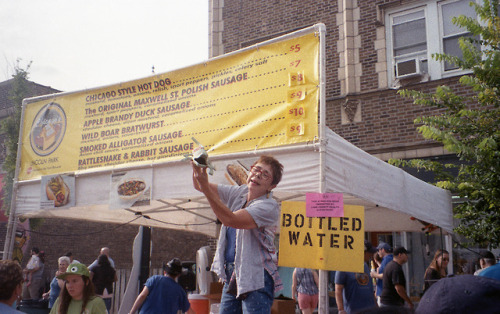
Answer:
[{"xmin": 208, "ymin": 0, "xmax": 480, "ymax": 297}]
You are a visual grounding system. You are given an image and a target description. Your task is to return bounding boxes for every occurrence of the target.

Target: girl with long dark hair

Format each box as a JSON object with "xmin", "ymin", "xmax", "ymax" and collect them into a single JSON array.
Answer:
[
  {"xmin": 423, "ymin": 249, "xmax": 450, "ymax": 292},
  {"xmin": 90, "ymin": 255, "xmax": 116, "ymax": 312}
]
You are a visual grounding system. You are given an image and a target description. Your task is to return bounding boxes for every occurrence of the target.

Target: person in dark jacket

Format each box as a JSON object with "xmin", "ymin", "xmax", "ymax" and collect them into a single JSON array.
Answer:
[{"xmin": 89, "ymin": 255, "xmax": 116, "ymax": 312}]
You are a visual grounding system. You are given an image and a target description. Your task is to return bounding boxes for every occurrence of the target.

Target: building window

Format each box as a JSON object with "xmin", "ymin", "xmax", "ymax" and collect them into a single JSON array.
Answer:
[
  {"xmin": 390, "ymin": 8, "xmax": 428, "ymax": 78},
  {"xmin": 440, "ymin": 0, "xmax": 477, "ymax": 71},
  {"xmin": 386, "ymin": 0, "xmax": 477, "ymax": 84}
]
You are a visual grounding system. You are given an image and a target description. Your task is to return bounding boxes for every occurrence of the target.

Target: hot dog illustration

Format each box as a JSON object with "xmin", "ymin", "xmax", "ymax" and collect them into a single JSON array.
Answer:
[{"xmin": 46, "ymin": 175, "xmax": 70, "ymax": 207}]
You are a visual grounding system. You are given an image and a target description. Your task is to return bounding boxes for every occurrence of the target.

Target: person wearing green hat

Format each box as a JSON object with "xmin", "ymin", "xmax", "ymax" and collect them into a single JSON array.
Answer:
[{"xmin": 50, "ymin": 263, "xmax": 107, "ymax": 314}]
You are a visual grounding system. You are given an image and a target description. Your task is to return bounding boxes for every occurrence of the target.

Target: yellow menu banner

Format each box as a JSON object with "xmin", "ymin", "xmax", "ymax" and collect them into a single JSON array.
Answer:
[
  {"xmin": 19, "ymin": 31, "xmax": 320, "ymax": 181},
  {"xmin": 278, "ymin": 201, "xmax": 365, "ymax": 273}
]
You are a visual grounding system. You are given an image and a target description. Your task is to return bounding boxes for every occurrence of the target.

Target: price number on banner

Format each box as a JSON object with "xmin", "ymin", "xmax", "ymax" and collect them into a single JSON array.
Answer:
[
  {"xmin": 290, "ymin": 60, "xmax": 302, "ymax": 68},
  {"xmin": 289, "ymin": 44, "xmax": 301, "ymax": 53},
  {"xmin": 287, "ymin": 88, "xmax": 306, "ymax": 102},
  {"xmin": 289, "ymin": 72, "xmax": 305, "ymax": 86},
  {"xmin": 288, "ymin": 106, "xmax": 306, "ymax": 118},
  {"xmin": 287, "ymin": 122, "xmax": 305, "ymax": 137}
]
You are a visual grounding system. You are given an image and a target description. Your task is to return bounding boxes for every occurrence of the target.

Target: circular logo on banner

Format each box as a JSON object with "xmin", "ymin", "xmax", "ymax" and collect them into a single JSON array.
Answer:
[{"xmin": 30, "ymin": 102, "xmax": 67, "ymax": 156}]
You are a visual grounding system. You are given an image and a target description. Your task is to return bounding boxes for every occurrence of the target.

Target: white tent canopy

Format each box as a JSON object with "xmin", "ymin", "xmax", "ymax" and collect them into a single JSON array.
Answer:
[
  {"xmin": 6, "ymin": 23, "xmax": 453, "ymax": 244},
  {"xmin": 14, "ymin": 127, "xmax": 453, "ymax": 235}
]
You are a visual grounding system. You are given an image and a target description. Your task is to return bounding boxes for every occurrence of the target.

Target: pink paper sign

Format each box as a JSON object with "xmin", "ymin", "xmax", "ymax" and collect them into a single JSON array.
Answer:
[{"xmin": 306, "ymin": 193, "xmax": 344, "ymax": 217}]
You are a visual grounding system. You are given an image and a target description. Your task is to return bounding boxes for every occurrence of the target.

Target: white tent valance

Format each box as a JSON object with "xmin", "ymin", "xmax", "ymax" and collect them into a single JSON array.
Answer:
[{"xmin": 14, "ymin": 127, "xmax": 453, "ymax": 235}]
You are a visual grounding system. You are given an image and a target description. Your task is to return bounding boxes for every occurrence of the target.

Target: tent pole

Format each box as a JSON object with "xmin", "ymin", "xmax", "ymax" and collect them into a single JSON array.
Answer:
[
  {"xmin": 118, "ymin": 226, "xmax": 143, "ymax": 314},
  {"xmin": 3, "ymin": 99, "xmax": 28, "ymax": 260},
  {"xmin": 445, "ymin": 233, "xmax": 453, "ymax": 275},
  {"xmin": 317, "ymin": 23, "xmax": 329, "ymax": 314},
  {"xmin": 2, "ymin": 189, "xmax": 18, "ymax": 260},
  {"xmin": 139, "ymin": 226, "xmax": 151, "ymax": 288},
  {"xmin": 401, "ymin": 232, "xmax": 410, "ymax": 295}
]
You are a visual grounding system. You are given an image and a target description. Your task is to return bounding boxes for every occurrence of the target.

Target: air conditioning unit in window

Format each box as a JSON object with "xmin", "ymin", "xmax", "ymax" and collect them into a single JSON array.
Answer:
[{"xmin": 395, "ymin": 58, "xmax": 422, "ymax": 78}]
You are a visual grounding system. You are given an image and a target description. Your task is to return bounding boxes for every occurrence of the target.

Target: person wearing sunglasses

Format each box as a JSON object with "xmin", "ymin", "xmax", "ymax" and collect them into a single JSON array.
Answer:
[
  {"xmin": 192, "ymin": 155, "xmax": 284, "ymax": 313},
  {"xmin": 423, "ymin": 249, "xmax": 450, "ymax": 293}
]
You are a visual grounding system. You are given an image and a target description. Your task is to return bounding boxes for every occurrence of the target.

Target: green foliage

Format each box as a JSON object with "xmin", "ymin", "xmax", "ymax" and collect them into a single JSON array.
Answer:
[
  {"xmin": 1, "ymin": 60, "xmax": 31, "ymax": 215},
  {"xmin": 391, "ymin": 0, "xmax": 500, "ymax": 247}
]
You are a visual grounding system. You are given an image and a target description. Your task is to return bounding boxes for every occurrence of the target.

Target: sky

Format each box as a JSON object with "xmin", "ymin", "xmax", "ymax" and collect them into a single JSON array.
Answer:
[{"xmin": 0, "ymin": 0, "xmax": 209, "ymax": 92}]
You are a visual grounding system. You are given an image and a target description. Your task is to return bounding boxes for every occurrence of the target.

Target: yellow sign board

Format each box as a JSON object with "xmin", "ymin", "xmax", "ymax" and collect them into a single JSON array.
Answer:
[
  {"xmin": 19, "ymin": 31, "xmax": 320, "ymax": 181},
  {"xmin": 279, "ymin": 201, "xmax": 365, "ymax": 273}
]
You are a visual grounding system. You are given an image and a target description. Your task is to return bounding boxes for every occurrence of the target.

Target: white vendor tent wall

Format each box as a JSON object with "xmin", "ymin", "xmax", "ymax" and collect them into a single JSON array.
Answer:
[
  {"xmin": 10, "ymin": 126, "xmax": 454, "ymax": 314},
  {"xmin": 13, "ymin": 126, "xmax": 453, "ymax": 234}
]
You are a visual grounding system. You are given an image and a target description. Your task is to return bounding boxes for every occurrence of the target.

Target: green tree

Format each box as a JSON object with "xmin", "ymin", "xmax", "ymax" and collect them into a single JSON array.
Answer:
[
  {"xmin": 390, "ymin": 0, "xmax": 500, "ymax": 248},
  {"xmin": 1, "ymin": 60, "xmax": 31, "ymax": 215}
]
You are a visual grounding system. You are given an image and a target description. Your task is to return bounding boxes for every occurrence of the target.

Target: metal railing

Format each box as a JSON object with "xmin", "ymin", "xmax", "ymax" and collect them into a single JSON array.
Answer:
[{"xmin": 110, "ymin": 268, "xmax": 133, "ymax": 314}]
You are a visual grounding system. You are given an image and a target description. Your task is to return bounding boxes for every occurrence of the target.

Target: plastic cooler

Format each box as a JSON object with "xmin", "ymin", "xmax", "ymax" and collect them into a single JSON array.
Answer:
[{"xmin": 188, "ymin": 294, "xmax": 209, "ymax": 314}]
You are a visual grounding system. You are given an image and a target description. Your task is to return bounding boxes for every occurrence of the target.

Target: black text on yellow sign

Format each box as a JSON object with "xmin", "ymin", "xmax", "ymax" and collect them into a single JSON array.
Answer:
[
  {"xmin": 18, "ymin": 30, "xmax": 320, "ymax": 181},
  {"xmin": 278, "ymin": 201, "xmax": 365, "ymax": 273}
]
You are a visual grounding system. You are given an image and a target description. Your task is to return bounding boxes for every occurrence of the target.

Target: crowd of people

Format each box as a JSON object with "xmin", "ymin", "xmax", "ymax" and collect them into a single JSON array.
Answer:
[
  {"xmin": 287, "ymin": 240, "xmax": 500, "ymax": 314},
  {"xmin": 190, "ymin": 153, "xmax": 498, "ymax": 313},
  {"xmin": 0, "ymin": 247, "xmax": 118, "ymax": 313},
  {"xmin": 2, "ymin": 153, "xmax": 500, "ymax": 313},
  {"xmin": 330, "ymin": 242, "xmax": 498, "ymax": 313}
]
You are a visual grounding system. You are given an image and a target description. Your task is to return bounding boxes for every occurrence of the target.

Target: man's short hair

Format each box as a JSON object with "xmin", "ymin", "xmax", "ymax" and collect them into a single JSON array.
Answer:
[
  {"xmin": 0, "ymin": 260, "xmax": 23, "ymax": 301},
  {"xmin": 393, "ymin": 247, "xmax": 410, "ymax": 256},
  {"xmin": 479, "ymin": 250, "xmax": 496, "ymax": 265},
  {"xmin": 255, "ymin": 155, "xmax": 284, "ymax": 186},
  {"xmin": 163, "ymin": 258, "xmax": 183, "ymax": 277}
]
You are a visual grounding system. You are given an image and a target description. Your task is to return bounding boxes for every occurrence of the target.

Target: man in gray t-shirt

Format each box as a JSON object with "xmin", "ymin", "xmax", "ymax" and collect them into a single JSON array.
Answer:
[{"xmin": 192, "ymin": 155, "xmax": 284, "ymax": 313}]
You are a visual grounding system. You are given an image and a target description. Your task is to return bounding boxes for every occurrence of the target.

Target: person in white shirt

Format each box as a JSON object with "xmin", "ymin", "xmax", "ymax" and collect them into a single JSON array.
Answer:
[{"xmin": 22, "ymin": 248, "xmax": 44, "ymax": 300}]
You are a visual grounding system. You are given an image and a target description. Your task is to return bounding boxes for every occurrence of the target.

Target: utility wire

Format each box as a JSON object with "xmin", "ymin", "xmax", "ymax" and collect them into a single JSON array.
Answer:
[
  {"xmin": 20, "ymin": 214, "xmax": 214, "ymax": 237},
  {"xmin": 451, "ymin": 236, "xmax": 483, "ymax": 257},
  {"xmin": 140, "ymin": 214, "xmax": 214, "ymax": 227},
  {"xmin": 18, "ymin": 216, "xmax": 142, "ymax": 237}
]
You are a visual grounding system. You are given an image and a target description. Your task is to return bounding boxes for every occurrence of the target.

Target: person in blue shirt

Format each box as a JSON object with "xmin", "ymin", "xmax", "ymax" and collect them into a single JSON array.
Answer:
[
  {"xmin": 42, "ymin": 256, "xmax": 71, "ymax": 309},
  {"xmin": 478, "ymin": 262, "xmax": 500, "ymax": 281},
  {"xmin": 129, "ymin": 258, "xmax": 194, "ymax": 314},
  {"xmin": 474, "ymin": 250, "xmax": 496, "ymax": 276},
  {"xmin": 335, "ymin": 240, "xmax": 377, "ymax": 314},
  {"xmin": 370, "ymin": 242, "xmax": 393, "ymax": 305}
]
